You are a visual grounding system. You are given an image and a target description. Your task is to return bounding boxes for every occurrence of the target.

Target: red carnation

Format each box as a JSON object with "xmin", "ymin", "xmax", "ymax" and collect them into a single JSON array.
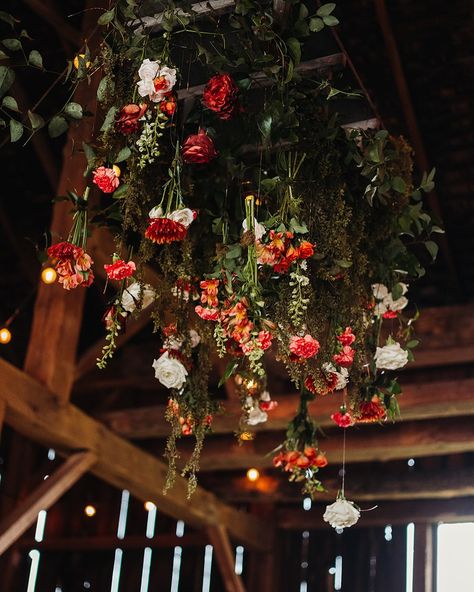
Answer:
[
  {"xmin": 257, "ymin": 330, "xmax": 273, "ymax": 351},
  {"xmin": 145, "ymin": 217, "xmax": 187, "ymax": 245},
  {"xmin": 357, "ymin": 398, "xmax": 387, "ymax": 423},
  {"xmin": 289, "ymin": 334, "xmax": 320, "ymax": 359},
  {"xmin": 337, "ymin": 327, "xmax": 356, "ymax": 347},
  {"xmin": 104, "ymin": 259, "xmax": 136, "ymax": 280},
  {"xmin": 93, "ymin": 166, "xmax": 120, "ymax": 194},
  {"xmin": 333, "ymin": 345, "xmax": 355, "ymax": 367},
  {"xmin": 331, "ymin": 411, "xmax": 355, "ymax": 428},
  {"xmin": 382, "ymin": 310, "xmax": 399, "ymax": 319},
  {"xmin": 115, "ymin": 103, "xmax": 147, "ymax": 134},
  {"xmin": 47, "ymin": 241, "xmax": 77, "ymax": 260},
  {"xmin": 195, "ymin": 305, "xmax": 220, "ymax": 321},
  {"xmin": 202, "ymin": 73, "xmax": 240, "ymax": 120},
  {"xmin": 182, "ymin": 129, "xmax": 217, "ymax": 164}
]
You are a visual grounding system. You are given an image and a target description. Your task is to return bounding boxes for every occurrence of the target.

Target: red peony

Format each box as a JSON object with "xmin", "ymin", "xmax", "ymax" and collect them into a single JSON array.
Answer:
[
  {"xmin": 298, "ymin": 241, "xmax": 315, "ymax": 259},
  {"xmin": 289, "ymin": 334, "xmax": 320, "ymax": 359},
  {"xmin": 331, "ymin": 411, "xmax": 355, "ymax": 428},
  {"xmin": 195, "ymin": 305, "xmax": 220, "ymax": 321},
  {"xmin": 337, "ymin": 327, "xmax": 356, "ymax": 347},
  {"xmin": 202, "ymin": 73, "xmax": 240, "ymax": 120},
  {"xmin": 115, "ymin": 103, "xmax": 147, "ymax": 134},
  {"xmin": 333, "ymin": 345, "xmax": 355, "ymax": 367},
  {"xmin": 159, "ymin": 93, "xmax": 177, "ymax": 117},
  {"xmin": 104, "ymin": 259, "xmax": 136, "ymax": 280},
  {"xmin": 93, "ymin": 166, "xmax": 120, "ymax": 193},
  {"xmin": 182, "ymin": 129, "xmax": 218, "ymax": 164},
  {"xmin": 145, "ymin": 217, "xmax": 187, "ymax": 245}
]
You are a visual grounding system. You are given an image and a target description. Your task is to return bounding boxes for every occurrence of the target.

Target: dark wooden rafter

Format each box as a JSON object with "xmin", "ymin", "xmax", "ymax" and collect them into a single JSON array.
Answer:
[
  {"xmin": 374, "ymin": 0, "xmax": 462, "ymax": 295},
  {"xmin": 23, "ymin": 0, "xmax": 82, "ymax": 48},
  {"xmin": 0, "ymin": 358, "xmax": 273, "ymax": 551},
  {"xmin": 0, "ymin": 451, "xmax": 96, "ymax": 556}
]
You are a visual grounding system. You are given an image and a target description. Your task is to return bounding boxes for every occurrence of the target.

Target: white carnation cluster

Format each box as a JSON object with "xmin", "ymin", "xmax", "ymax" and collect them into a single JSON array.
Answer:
[
  {"xmin": 372, "ymin": 283, "xmax": 408, "ymax": 317},
  {"xmin": 322, "ymin": 363, "xmax": 349, "ymax": 390},
  {"xmin": 323, "ymin": 497, "xmax": 360, "ymax": 529}
]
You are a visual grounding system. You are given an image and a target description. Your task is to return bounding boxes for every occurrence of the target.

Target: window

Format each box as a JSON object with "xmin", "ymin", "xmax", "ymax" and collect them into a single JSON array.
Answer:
[{"xmin": 437, "ymin": 522, "xmax": 474, "ymax": 591}]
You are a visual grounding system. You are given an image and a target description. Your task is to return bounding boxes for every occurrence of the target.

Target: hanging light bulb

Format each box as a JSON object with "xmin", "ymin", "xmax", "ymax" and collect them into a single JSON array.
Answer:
[
  {"xmin": 144, "ymin": 501, "xmax": 156, "ymax": 512},
  {"xmin": 0, "ymin": 327, "xmax": 11, "ymax": 344},
  {"xmin": 246, "ymin": 468, "xmax": 260, "ymax": 482},
  {"xmin": 84, "ymin": 504, "xmax": 96, "ymax": 517},
  {"xmin": 41, "ymin": 267, "xmax": 57, "ymax": 284}
]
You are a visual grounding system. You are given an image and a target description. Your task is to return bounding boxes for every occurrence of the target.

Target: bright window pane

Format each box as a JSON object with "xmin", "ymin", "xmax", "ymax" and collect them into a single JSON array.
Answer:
[{"xmin": 437, "ymin": 522, "xmax": 474, "ymax": 591}]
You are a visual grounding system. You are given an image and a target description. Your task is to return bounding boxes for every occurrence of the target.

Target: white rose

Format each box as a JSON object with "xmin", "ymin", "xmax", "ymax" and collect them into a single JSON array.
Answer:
[
  {"xmin": 138, "ymin": 58, "xmax": 160, "ymax": 81},
  {"xmin": 121, "ymin": 282, "xmax": 155, "ymax": 313},
  {"xmin": 152, "ymin": 352, "xmax": 188, "ymax": 390},
  {"xmin": 372, "ymin": 283, "xmax": 388, "ymax": 300},
  {"xmin": 247, "ymin": 406, "xmax": 268, "ymax": 426},
  {"xmin": 189, "ymin": 329, "xmax": 200, "ymax": 348},
  {"xmin": 137, "ymin": 78, "xmax": 156, "ymax": 100},
  {"xmin": 323, "ymin": 498, "xmax": 360, "ymax": 529},
  {"xmin": 151, "ymin": 65, "xmax": 177, "ymax": 102},
  {"xmin": 149, "ymin": 205, "xmax": 164, "ymax": 219},
  {"xmin": 374, "ymin": 342, "xmax": 409, "ymax": 370},
  {"xmin": 168, "ymin": 208, "xmax": 194, "ymax": 228},
  {"xmin": 260, "ymin": 390, "xmax": 271, "ymax": 402},
  {"xmin": 373, "ymin": 301, "xmax": 388, "ymax": 317},
  {"xmin": 242, "ymin": 217, "xmax": 266, "ymax": 240}
]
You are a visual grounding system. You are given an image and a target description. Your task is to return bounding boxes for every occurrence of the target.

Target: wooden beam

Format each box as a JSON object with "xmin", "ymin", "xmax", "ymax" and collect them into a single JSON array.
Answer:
[
  {"xmin": 413, "ymin": 523, "xmax": 434, "ymax": 592},
  {"xmin": 97, "ymin": 377, "xmax": 474, "ymax": 439},
  {"xmin": 173, "ymin": 416, "xmax": 474, "ymax": 471},
  {"xmin": 0, "ymin": 451, "xmax": 96, "ymax": 556},
  {"xmin": 0, "ymin": 400, "xmax": 5, "ymax": 441},
  {"xmin": 23, "ymin": 2, "xmax": 103, "ymax": 404},
  {"xmin": 277, "ymin": 497, "xmax": 474, "ymax": 529},
  {"xmin": 0, "ymin": 358, "xmax": 271, "ymax": 551},
  {"xmin": 206, "ymin": 525, "xmax": 246, "ymax": 592}
]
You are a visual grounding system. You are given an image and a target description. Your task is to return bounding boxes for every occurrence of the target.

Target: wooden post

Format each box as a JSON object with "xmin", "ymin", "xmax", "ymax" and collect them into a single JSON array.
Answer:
[
  {"xmin": 0, "ymin": 451, "xmax": 96, "ymax": 556},
  {"xmin": 206, "ymin": 524, "xmax": 246, "ymax": 592},
  {"xmin": 413, "ymin": 522, "xmax": 434, "ymax": 592},
  {"xmin": 0, "ymin": 400, "xmax": 5, "ymax": 440},
  {"xmin": 246, "ymin": 504, "xmax": 277, "ymax": 592}
]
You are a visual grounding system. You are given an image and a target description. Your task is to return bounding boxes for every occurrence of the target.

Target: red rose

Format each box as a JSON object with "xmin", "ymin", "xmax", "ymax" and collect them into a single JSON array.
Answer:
[
  {"xmin": 333, "ymin": 345, "xmax": 355, "ymax": 367},
  {"xmin": 159, "ymin": 93, "xmax": 177, "ymax": 117},
  {"xmin": 182, "ymin": 129, "xmax": 218, "ymax": 164},
  {"xmin": 115, "ymin": 103, "xmax": 147, "ymax": 134},
  {"xmin": 145, "ymin": 217, "xmax": 187, "ymax": 244},
  {"xmin": 298, "ymin": 241, "xmax": 315, "ymax": 259},
  {"xmin": 289, "ymin": 334, "xmax": 320, "ymax": 359},
  {"xmin": 93, "ymin": 166, "xmax": 120, "ymax": 194},
  {"xmin": 296, "ymin": 455, "xmax": 311, "ymax": 469},
  {"xmin": 202, "ymin": 73, "xmax": 240, "ymax": 120},
  {"xmin": 331, "ymin": 411, "xmax": 355, "ymax": 428},
  {"xmin": 313, "ymin": 453, "xmax": 328, "ymax": 468},
  {"xmin": 337, "ymin": 327, "xmax": 356, "ymax": 347},
  {"xmin": 104, "ymin": 259, "xmax": 136, "ymax": 280}
]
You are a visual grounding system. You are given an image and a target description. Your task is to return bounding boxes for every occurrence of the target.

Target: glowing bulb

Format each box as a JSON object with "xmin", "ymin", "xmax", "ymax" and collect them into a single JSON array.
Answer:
[
  {"xmin": 144, "ymin": 501, "xmax": 156, "ymax": 512},
  {"xmin": 246, "ymin": 468, "xmax": 260, "ymax": 482},
  {"xmin": 112, "ymin": 164, "xmax": 121, "ymax": 177},
  {"xmin": 84, "ymin": 504, "xmax": 96, "ymax": 517},
  {"xmin": 41, "ymin": 267, "xmax": 57, "ymax": 284},
  {"xmin": 73, "ymin": 54, "xmax": 91, "ymax": 70},
  {"xmin": 239, "ymin": 431, "xmax": 254, "ymax": 441},
  {"xmin": 0, "ymin": 327, "xmax": 11, "ymax": 344}
]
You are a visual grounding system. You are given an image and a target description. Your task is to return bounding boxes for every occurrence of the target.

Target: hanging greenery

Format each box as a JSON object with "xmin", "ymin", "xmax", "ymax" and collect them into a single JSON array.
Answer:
[{"xmin": 4, "ymin": 1, "xmax": 441, "ymax": 498}]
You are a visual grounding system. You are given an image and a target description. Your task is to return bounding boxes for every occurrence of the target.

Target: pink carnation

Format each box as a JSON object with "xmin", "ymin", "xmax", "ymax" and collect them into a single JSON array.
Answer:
[
  {"xmin": 333, "ymin": 345, "xmax": 355, "ymax": 367},
  {"xmin": 104, "ymin": 259, "xmax": 136, "ymax": 280},
  {"xmin": 257, "ymin": 330, "xmax": 273, "ymax": 351},
  {"xmin": 289, "ymin": 334, "xmax": 320, "ymax": 359},
  {"xmin": 93, "ymin": 166, "xmax": 120, "ymax": 193},
  {"xmin": 195, "ymin": 305, "xmax": 219, "ymax": 321}
]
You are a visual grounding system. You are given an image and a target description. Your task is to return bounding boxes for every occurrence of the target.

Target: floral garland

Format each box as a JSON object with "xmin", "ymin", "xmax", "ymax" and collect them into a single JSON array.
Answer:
[{"xmin": 33, "ymin": 1, "xmax": 440, "ymax": 498}]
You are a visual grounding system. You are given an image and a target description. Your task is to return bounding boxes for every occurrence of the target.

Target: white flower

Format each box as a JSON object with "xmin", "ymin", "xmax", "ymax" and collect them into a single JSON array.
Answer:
[
  {"xmin": 242, "ymin": 217, "xmax": 266, "ymax": 240},
  {"xmin": 374, "ymin": 301, "xmax": 388, "ymax": 317},
  {"xmin": 247, "ymin": 406, "xmax": 268, "ymax": 426},
  {"xmin": 384, "ymin": 294, "xmax": 408, "ymax": 312},
  {"xmin": 137, "ymin": 59, "xmax": 177, "ymax": 102},
  {"xmin": 168, "ymin": 208, "xmax": 195, "ymax": 228},
  {"xmin": 163, "ymin": 335, "xmax": 184, "ymax": 350},
  {"xmin": 152, "ymin": 351, "xmax": 188, "ymax": 390},
  {"xmin": 189, "ymin": 329, "xmax": 200, "ymax": 348},
  {"xmin": 121, "ymin": 282, "xmax": 155, "ymax": 313},
  {"xmin": 374, "ymin": 342, "xmax": 409, "ymax": 370},
  {"xmin": 260, "ymin": 390, "xmax": 271, "ymax": 402},
  {"xmin": 372, "ymin": 283, "xmax": 389, "ymax": 300},
  {"xmin": 323, "ymin": 363, "xmax": 349, "ymax": 390},
  {"xmin": 149, "ymin": 205, "xmax": 164, "ymax": 219},
  {"xmin": 323, "ymin": 497, "xmax": 360, "ymax": 529}
]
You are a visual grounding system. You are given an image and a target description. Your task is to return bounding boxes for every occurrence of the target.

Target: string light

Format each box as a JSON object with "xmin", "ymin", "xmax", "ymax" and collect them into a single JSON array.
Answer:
[
  {"xmin": 144, "ymin": 501, "xmax": 156, "ymax": 512},
  {"xmin": 41, "ymin": 267, "xmax": 57, "ymax": 284},
  {"xmin": 246, "ymin": 468, "xmax": 260, "ymax": 482},
  {"xmin": 73, "ymin": 54, "xmax": 91, "ymax": 69},
  {"xmin": 113, "ymin": 164, "xmax": 121, "ymax": 177},
  {"xmin": 239, "ymin": 431, "xmax": 254, "ymax": 441},
  {"xmin": 0, "ymin": 327, "xmax": 11, "ymax": 344},
  {"xmin": 84, "ymin": 504, "xmax": 96, "ymax": 517}
]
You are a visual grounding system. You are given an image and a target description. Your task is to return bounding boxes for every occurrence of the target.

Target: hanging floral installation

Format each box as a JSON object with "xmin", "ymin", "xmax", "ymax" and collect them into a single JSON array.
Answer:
[{"xmin": 1, "ymin": 1, "xmax": 441, "ymax": 499}]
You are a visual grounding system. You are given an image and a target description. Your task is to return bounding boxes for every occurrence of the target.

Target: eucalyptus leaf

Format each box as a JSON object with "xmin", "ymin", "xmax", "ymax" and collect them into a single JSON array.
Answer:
[
  {"xmin": 64, "ymin": 102, "xmax": 83, "ymax": 119},
  {"xmin": 2, "ymin": 38, "xmax": 21, "ymax": 51},
  {"xmin": 0, "ymin": 11, "xmax": 18, "ymax": 28},
  {"xmin": 112, "ymin": 183, "xmax": 129, "ymax": 199},
  {"xmin": 28, "ymin": 50, "xmax": 43, "ymax": 69},
  {"xmin": 27, "ymin": 110, "xmax": 44, "ymax": 130},
  {"xmin": 317, "ymin": 3, "xmax": 336, "ymax": 16},
  {"xmin": 425, "ymin": 240, "xmax": 438, "ymax": 260},
  {"xmin": 98, "ymin": 9, "xmax": 116, "ymax": 25},
  {"xmin": 115, "ymin": 146, "xmax": 131, "ymax": 163},
  {"xmin": 2, "ymin": 95, "xmax": 19, "ymax": 112},
  {"xmin": 9, "ymin": 118, "xmax": 23, "ymax": 142},
  {"xmin": 309, "ymin": 17, "xmax": 324, "ymax": 32},
  {"xmin": 48, "ymin": 115, "xmax": 68, "ymax": 138},
  {"xmin": 100, "ymin": 106, "xmax": 117, "ymax": 132},
  {"xmin": 392, "ymin": 176, "xmax": 406, "ymax": 193},
  {"xmin": 0, "ymin": 66, "xmax": 15, "ymax": 97},
  {"xmin": 286, "ymin": 37, "xmax": 301, "ymax": 66},
  {"xmin": 322, "ymin": 15, "xmax": 339, "ymax": 26}
]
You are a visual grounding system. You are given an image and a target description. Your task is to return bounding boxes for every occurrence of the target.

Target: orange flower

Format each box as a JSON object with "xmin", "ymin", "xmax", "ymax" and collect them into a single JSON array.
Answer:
[{"xmin": 298, "ymin": 241, "xmax": 315, "ymax": 259}]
